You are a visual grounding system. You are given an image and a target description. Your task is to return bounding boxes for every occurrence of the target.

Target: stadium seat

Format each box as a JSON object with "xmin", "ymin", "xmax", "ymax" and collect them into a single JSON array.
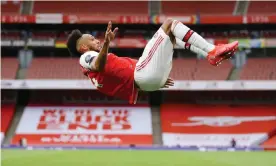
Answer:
[
  {"xmin": 161, "ymin": 1, "xmax": 235, "ymax": 15},
  {"xmin": 31, "ymin": 32, "xmax": 56, "ymax": 39},
  {"xmin": 33, "ymin": 1, "xmax": 148, "ymax": 15},
  {"xmin": 1, "ymin": 31, "xmax": 21, "ymax": 40},
  {"xmin": 26, "ymin": 58, "xmax": 87, "ymax": 79},
  {"xmin": 193, "ymin": 59, "xmax": 232, "ymax": 80},
  {"xmin": 240, "ymin": 58, "xmax": 276, "ymax": 80},
  {"xmin": 1, "ymin": 58, "xmax": 18, "ymax": 79},
  {"xmin": 262, "ymin": 135, "xmax": 276, "ymax": 147},
  {"xmin": 1, "ymin": 104, "xmax": 16, "ymax": 135},
  {"xmin": 170, "ymin": 59, "xmax": 196, "ymax": 80},
  {"xmin": 170, "ymin": 58, "xmax": 232, "ymax": 80},
  {"xmin": 1, "ymin": 0, "xmax": 21, "ymax": 14},
  {"xmin": 247, "ymin": 1, "xmax": 276, "ymax": 14}
]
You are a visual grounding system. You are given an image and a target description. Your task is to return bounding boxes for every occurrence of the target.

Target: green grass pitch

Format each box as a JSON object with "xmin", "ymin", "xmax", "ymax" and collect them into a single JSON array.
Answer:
[{"xmin": 2, "ymin": 150, "xmax": 276, "ymax": 166}]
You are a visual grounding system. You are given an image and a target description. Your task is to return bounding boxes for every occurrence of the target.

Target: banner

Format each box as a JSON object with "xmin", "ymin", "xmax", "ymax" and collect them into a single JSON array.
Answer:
[
  {"xmin": 1, "ymin": 39, "xmax": 55, "ymax": 47},
  {"xmin": 35, "ymin": 14, "xmax": 63, "ymax": 24},
  {"xmin": 1, "ymin": 15, "xmax": 36, "ymax": 23},
  {"xmin": 2, "ymin": 80, "xmax": 276, "ymax": 90},
  {"xmin": 12, "ymin": 106, "xmax": 153, "ymax": 145},
  {"xmin": 161, "ymin": 104, "xmax": 276, "ymax": 146},
  {"xmin": 2, "ymin": 14, "xmax": 276, "ymax": 24},
  {"xmin": 2, "ymin": 38, "xmax": 274, "ymax": 48},
  {"xmin": 163, "ymin": 133, "xmax": 267, "ymax": 147}
]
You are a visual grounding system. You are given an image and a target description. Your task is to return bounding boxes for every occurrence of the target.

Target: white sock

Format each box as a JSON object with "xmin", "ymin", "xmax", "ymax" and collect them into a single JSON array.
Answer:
[
  {"xmin": 171, "ymin": 20, "xmax": 215, "ymax": 53},
  {"xmin": 175, "ymin": 38, "xmax": 208, "ymax": 57}
]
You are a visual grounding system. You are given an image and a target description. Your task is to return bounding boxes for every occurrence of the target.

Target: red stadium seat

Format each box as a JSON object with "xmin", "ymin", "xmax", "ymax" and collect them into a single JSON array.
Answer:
[
  {"xmin": 170, "ymin": 58, "xmax": 232, "ymax": 80},
  {"xmin": 193, "ymin": 59, "xmax": 232, "ymax": 80},
  {"xmin": 31, "ymin": 32, "xmax": 56, "ymax": 39},
  {"xmin": 1, "ymin": 31, "xmax": 21, "ymax": 40},
  {"xmin": 240, "ymin": 58, "xmax": 276, "ymax": 80},
  {"xmin": 170, "ymin": 59, "xmax": 196, "ymax": 80},
  {"xmin": 1, "ymin": 104, "xmax": 16, "ymax": 134},
  {"xmin": 1, "ymin": 0, "xmax": 21, "ymax": 14},
  {"xmin": 247, "ymin": 1, "xmax": 276, "ymax": 14},
  {"xmin": 27, "ymin": 57, "xmax": 232, "ymax": 81},
  {"xmin": 1, "ymin": 58, "xmax": 18, "ymax": 79},
  {"xmin": 26, "ymin": 58, "xmax": 87, "ymax": 79},
  {"xmin": 33, "ymin": 1, "xmax": 148, "ymax": 15},
  {"xmin": 262, "ymin": 135, "xmax": 276, "ymax": 147},
  {"xmin": 161, "ymin": 1, "xmax": 235, "ymax": 15}
]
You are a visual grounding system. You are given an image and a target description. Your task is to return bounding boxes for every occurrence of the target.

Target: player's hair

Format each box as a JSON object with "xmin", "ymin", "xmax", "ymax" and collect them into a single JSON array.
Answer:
[{"xmin": 66, "ymin": 29, "xmax": 83, "ymax": 56}]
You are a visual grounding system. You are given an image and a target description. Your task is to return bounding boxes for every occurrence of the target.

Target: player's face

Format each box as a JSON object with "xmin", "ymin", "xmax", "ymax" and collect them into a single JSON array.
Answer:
[{"xmin": 82, "ymin": 34, "xmax": 101, "ymax": 52}]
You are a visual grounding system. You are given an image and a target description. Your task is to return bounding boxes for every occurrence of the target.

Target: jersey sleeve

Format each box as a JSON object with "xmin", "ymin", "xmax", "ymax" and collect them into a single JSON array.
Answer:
[{"xmin": 79, "ymin": 51, "xmax": 99, "ymax": 69}]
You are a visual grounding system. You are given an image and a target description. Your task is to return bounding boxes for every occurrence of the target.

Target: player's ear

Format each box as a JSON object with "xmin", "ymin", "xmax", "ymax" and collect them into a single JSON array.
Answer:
[{"xmin": 79, "ymin": 44, "xmax": 89, "ymax": 53}]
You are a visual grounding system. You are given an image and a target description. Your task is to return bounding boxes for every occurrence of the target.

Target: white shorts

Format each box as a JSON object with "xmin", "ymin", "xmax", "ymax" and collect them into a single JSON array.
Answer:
[{"xmin": 134, "ymin": 28, "xmax": 174, "ymax": 91}]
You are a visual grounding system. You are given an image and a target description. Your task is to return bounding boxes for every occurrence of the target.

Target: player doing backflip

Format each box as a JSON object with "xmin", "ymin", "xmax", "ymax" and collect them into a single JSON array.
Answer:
[{"xmin": 67, "ymin": 19, "xmax": 238, "ymax": 104}]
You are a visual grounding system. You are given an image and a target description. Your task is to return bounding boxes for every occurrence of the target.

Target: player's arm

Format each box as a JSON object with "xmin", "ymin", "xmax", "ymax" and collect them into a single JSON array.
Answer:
[
  {"xmin": 93, "ymin": 21, "xmax": 118, "ymax": 72},
  {"xmin": 93, "ymin": 40, "xmax": 109, "ymax": 72}
]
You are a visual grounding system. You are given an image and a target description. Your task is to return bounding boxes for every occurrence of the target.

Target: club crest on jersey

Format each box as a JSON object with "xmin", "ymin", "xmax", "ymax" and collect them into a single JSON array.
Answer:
[{"xmin": 85, "ymin": 54, "xmax": 93, "ymax": 64}]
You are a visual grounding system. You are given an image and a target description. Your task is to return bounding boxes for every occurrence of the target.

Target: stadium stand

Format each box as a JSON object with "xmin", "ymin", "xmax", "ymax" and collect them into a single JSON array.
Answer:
[
  {"xmin": 1, "ymin": 105, "xmax": 16, "ymax": 134},
  {"xmin": 262, "ymin": 136, "xmax": 276, "ymax": 147},
  {"xmin": 26, "ymin": 58, "xmax": 232, "ymax": 80},
  {"xmin": 161, "ymin": 1, "xmax": 235, "ymax": 15},
  {"xmin": 1, "ymin": 0, "xmax": 21, "ymax": 14},
  {"xmin": 192, "ymin": 60, "xmax": 232, "ymax": 80},
  {"xmin": 26, "ymin": 58, "xmax": 86, "ymax": 79},
  {"xmin": 240, "ymin": 58, "xmax": 276, "ymax": 80},
  {"xmin": 170, "ymin": 59, "xmax": 232, "ymax": 80},
  {"xmin": 1, "ymin": 58, "xmax": 19, "ymax": 79},
  {"xmin": 1, "ymin": 31, "xmax": 21, "ymax": 39},
  {"xmin": 2, "ymin": 1, "xmax": 276, "ymax": 153},
  {"xmin": 1, "ymin": 104, "xmax": 16, "ymax": 143},
  {"xmin": 247, "ymin": 1, "xmax": 276, "ymax": 14},
  {"xmin": 33, "ymin": 1, "xmax": 148, "ymax": 15},
  {"xmin": 170, "ymin": 59, "xmax": 196, "ymax": 80},
  {"xmin": 31, "ymin": 32, "xmax": 56, "ymax": 39}
]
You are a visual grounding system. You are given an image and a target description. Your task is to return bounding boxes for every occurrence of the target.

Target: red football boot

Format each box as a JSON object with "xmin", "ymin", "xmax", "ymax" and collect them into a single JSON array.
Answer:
[{"xmin": 207, "ymin": 41, "xmax": 239, "ymax": 66}]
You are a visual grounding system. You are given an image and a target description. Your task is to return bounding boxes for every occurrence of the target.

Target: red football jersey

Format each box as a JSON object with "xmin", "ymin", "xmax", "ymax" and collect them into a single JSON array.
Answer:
[{"xmin": 80, "ymin": 53, "xmax": 138, "ymax": 104}]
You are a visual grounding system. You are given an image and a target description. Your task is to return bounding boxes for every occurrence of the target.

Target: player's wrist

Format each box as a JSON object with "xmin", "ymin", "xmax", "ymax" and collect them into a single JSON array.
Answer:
[{"xmin": 103, "ymin": 40, "xmax": 110, "ymax": 44}]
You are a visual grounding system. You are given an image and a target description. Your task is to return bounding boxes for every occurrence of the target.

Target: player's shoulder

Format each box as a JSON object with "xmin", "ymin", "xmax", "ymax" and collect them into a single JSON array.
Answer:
[
  {"xmin": 79, "ymin": 51, "xmax": 99, "ymax": 62},
  {"xmin": 79, "ymin": 51, "xmax": 99, "ymax": 68}
]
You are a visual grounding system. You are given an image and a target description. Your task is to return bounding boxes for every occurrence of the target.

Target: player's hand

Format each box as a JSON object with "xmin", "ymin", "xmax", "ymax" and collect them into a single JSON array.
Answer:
[
  {"xmin": 104, "ymin": 21, "xmax": 119, "ymax": 43},
  {"xmin": 162, "ymin": 77, "xmax": 174, "ymax": 88}
]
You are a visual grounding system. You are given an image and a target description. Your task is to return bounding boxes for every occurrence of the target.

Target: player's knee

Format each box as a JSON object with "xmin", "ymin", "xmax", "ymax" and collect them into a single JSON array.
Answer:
[
  {"xmin": 161, "ymin": 18, "xmax": 173, "ymax": 35},
  {"xmin": 145, "ymin": 74, "xmax": 164, "ymax": 86}
]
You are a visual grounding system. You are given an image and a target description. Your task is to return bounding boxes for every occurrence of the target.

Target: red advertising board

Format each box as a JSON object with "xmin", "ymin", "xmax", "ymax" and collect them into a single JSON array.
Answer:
[
  {"xmin": 1, "ymin": 15, "xmax": 36, "ymax": 23},
  {"xmin": 2, "ymin": 14, "xmax": 276, "ymax": 24}
]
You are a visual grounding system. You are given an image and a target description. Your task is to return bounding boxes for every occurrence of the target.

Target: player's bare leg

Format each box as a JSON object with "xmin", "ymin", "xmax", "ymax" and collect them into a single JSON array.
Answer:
[
  {"xmin": 161, "ymin": 18, "xmax": 238, "ymax": 66},
  {"xmin": 160, "ymin": 18, "xmax": 177, "ymax": 46}
]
